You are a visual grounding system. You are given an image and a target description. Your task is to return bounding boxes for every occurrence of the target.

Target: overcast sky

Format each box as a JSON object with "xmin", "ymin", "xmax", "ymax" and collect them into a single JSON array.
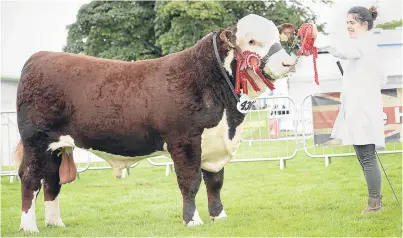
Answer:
[{"xmin": 1, "ymin": 0, "xmax": 402, "ymax": 77}]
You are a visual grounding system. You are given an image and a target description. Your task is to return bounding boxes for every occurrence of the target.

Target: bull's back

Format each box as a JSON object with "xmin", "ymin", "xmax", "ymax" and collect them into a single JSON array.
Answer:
[
  {"xmin": 19, "ymin": 51, "xmax": 164, "ymax": 117},
  {"xmin": 18, "ymin": 51, "xmax": 133, "ymax": 120},
  {"xmin": 17, "ymin": 51, "xmax": 166, "ymax": 156}
]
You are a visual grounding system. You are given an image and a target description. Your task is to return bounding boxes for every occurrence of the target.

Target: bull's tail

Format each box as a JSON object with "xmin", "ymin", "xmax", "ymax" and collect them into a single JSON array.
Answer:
[{"xmin": 15, "ymin": 139, "xmax": 24, "ymax": 167}]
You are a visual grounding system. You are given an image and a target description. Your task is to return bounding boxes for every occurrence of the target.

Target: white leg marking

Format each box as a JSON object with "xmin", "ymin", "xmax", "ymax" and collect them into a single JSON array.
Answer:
[
  {"xmin": 19, "ymin": 190, "xmax": 39, "ymax": 232},
  {"xmin": 211, "ymin": 209, "xmax": 227, "ymax": 221},
  {"xmin": 185, "ymin": 209, "xmax": 204, "ymax": 227},
  {"xmin": 45, "ymin": 196, "xmax": 65, "ymax": 227}
]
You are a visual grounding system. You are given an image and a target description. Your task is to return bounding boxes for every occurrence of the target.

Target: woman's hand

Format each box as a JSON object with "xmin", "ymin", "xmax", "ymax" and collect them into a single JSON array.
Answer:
[{"xmin": 310, "ymin": 24, "xmax": 318, "ymax": 40}]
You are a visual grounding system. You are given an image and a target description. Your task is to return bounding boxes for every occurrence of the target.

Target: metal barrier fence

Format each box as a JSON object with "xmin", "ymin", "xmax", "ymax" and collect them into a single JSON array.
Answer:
[
  {"xmin": 1, "ymin": 112, "xmax": 23, "ymax": 180},
  {"xmin": 229, "ymin": 96, "xmax": 299, "ymax": 169},
  {"xmin": 1, "ymin": 94, "xmax": 401, "ymax": 179},
  {"xmin": 1, "ymin": 112, "xmax": 19, "ymax": 169}
]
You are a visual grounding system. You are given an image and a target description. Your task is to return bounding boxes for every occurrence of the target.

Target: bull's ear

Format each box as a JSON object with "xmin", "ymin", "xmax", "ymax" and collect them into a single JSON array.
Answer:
[
  {"xmin": 220, "ymin": 29, "xmax": 236, "ymax": 49},
  {"xmin": 219, "ymin": 30, "xmax": 232, "ymax": 42}
]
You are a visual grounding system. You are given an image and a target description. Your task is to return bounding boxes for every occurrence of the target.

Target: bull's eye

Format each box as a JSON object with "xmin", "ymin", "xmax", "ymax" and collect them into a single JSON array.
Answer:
[{"xmin": 249, "ymin": 39, "xmax": 255, "ymax": 45}]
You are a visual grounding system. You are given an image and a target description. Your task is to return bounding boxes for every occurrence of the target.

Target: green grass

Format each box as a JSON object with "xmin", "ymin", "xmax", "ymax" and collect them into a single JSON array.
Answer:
[
  {"xmin": 1, "ymin": 75, "xmax": 19, "ymax": 82},
  {"xmin": 1, "ymin": 151, "xmax": 402, "ymax": 237}
]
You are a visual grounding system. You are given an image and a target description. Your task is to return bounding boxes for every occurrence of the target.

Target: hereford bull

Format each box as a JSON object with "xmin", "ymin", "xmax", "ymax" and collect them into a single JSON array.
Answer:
[{"xmin": 16, "ymin": 14, "xmax": 294, "ymax": 232}]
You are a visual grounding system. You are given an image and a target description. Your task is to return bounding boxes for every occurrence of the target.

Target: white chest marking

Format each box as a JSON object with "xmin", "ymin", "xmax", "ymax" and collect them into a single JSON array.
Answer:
[{"xmin": 201, "ymin": 110, "xmax": 243, "ymax": 172}]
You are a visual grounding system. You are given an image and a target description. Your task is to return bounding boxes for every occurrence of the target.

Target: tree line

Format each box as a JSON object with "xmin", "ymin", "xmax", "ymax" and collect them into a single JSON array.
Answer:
[{"xmin": 63, "ymin": 0, "xmax": 332, "ymax": 61}]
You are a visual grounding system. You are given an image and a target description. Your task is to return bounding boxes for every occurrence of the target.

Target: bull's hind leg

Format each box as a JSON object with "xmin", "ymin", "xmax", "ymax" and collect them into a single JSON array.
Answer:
[
  {"xmin": 169, "ymin": 136, "xmax": 203, "ymax": 226},
  {"xmin": 43, "ymin": 151, "xmax": 65, "ymax": 227},
  {"xmin": 18, "ymin": 145, "xmax": 46, "ymax": 232},
  {"xmin": 202, "ymin": 168, "xmax": 227, "ymax": 220}
]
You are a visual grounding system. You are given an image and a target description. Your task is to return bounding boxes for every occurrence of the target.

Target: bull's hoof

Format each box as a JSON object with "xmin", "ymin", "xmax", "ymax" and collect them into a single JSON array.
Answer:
[
  {"xmin": 184, "ymin": 209, "xmax": 204, "ymax": 227},
  {"xmin": 20, "ymin": 211, "xmax": 39, "ymax": 232},
  {"xmin": 186, "ymin": 219, "xmax": 204, "ymax": 227},
  {"xmin": 45, "ymin": 218, "xmax": 65, "ymax": 227},
  {"xmin": 19, "ymin": 225, "xmax": 39, "ymax": 233},
  {"xmin": 210, "ymin": 210, "xmax": 227, "ymax": 221}
]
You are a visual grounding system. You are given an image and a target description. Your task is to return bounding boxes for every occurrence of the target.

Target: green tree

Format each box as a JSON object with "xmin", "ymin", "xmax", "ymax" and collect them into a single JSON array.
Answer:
[
  {"xmin": 63, "ymin": 1, "xmax": 160, "ymax": 61},
  {"xmin": 154, "ymin": 1, "xmax": 227, "ymax": 54},
  {"xmin": 376, "ymin": 19, "xmax": 402, "ymax": 29},
  {"xmin": 64, "ymin": 0, "xmax": 332, "ymax": 61}
]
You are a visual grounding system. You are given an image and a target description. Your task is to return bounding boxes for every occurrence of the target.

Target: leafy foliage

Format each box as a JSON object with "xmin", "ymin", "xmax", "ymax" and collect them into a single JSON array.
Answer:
[
  {"xmin": 154, "ymin": 1, "xmax": 226, "ymax": 55},
  {"xmin": 376, "ymin": 19, "xmax": 402, "ymax": 29},
  {"xmin": 64, "ymin": 1, "xmax": 159, "ymax": 61},
  {"xmin": 64, "ymin": 0, "xmax": 331, "ymax": 61}
]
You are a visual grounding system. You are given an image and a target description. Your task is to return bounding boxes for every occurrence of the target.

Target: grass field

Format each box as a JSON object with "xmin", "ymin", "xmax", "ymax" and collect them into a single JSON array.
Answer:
[
  {"xmin": 1, "ymin": 111, "xmax": 401, "ymax": 236},
  {"xmin": 1, "ymin": 150, "xmax": 402, "ymax": 237}
]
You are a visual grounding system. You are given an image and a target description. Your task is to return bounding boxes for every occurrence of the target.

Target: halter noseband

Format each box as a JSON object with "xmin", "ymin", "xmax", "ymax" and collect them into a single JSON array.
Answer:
[
  {"xmin": 261, "ymin": 42, "xmax": 283, "ymax": 68},
  {"xmin": 212, "ymin": 31, "xmax": 284, "ymax": 101}
]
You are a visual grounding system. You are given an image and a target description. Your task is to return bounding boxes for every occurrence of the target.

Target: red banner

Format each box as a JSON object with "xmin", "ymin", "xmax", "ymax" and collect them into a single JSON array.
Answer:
[{"xmin": 311, "ymin": 88, "xmax": 402, "ymax": 146}]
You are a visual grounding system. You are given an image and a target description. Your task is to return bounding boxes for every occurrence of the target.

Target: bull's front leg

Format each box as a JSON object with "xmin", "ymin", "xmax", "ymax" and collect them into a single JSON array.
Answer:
[
  {"xmin": 202, "ymin": 168, "xmax": 227, "ymax": 221},
  {"xmin": 169, "ymin": 135, "xmax": 203, "ymax": 226}
]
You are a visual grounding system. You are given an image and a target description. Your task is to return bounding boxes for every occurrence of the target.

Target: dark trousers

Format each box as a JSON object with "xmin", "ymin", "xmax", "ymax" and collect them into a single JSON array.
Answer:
[{"xmin": 353, "ymin": 144, "xmax": 382, "ymax": 198}]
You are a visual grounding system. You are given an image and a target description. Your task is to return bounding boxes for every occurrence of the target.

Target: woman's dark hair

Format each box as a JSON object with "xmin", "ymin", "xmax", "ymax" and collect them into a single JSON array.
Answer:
[{"xmin": 347, "ymin": 6, "xmax": 378, "ymax": 30}]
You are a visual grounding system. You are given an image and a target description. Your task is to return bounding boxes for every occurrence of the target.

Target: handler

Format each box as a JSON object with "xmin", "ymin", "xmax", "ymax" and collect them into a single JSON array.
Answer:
[{"xmin": 310, "ymin": 6, "xmax": 385, "ymax": 214}]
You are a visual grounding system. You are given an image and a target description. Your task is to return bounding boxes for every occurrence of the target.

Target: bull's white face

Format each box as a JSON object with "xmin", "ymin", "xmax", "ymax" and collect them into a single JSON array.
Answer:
[{"xmin": 235, "ymin": 14, "xmax": 295, "ymax": 78}]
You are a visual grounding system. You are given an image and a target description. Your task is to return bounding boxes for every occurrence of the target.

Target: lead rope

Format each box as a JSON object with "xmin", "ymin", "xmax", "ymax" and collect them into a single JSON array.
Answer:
[{"xmin": 295, "ymin": 23, "xmax": 319, "ymax": 85}]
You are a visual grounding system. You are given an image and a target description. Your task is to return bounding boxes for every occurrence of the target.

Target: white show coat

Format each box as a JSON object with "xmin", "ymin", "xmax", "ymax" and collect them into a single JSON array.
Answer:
[{"xmin": 314, "ymin": 30, "xmax": 386, "ymax": 149}]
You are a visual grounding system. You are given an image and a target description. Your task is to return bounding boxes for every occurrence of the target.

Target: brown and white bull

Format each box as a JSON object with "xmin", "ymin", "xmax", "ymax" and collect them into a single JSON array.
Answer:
[{"xmin": 15, "ymin": 14, "xmax": 294, "ymax": 232}]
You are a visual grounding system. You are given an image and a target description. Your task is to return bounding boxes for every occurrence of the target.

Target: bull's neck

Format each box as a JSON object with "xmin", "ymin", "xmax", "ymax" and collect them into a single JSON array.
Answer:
[
  {"xmin": 189, "ymin": 32, "xmax": 236, "ymax": 100},
  {"xmin": 187, "ymin": 32, "xmax": 244, "ymax": 124},
  {"xmin": 189, "ymin": 32, "xmax": 230, "ymax": 73}
]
